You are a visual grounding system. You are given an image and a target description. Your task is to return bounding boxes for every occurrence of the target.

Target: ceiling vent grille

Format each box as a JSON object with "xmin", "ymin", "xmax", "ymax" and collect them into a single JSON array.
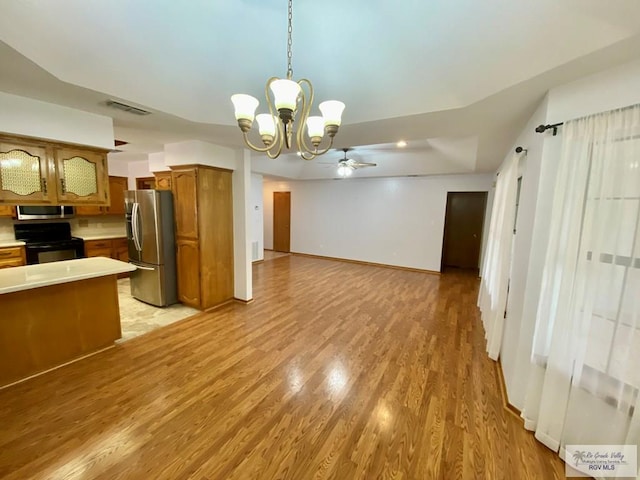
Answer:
[{"xmin": 105, "ymin": 100, "xmax": 151, "ymax": 116}]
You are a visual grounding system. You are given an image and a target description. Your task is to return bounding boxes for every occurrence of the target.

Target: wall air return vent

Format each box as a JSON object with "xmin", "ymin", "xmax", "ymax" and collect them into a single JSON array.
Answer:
[{"xmin": 105, "ymin": 100, "xmax": 151, "ymax": 116}]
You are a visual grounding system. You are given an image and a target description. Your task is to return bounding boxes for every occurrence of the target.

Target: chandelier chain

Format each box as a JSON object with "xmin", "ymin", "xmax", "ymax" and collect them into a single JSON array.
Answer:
[{"xmin": 287, "ymin": 0, "xmax": 293, "ymax": 79}]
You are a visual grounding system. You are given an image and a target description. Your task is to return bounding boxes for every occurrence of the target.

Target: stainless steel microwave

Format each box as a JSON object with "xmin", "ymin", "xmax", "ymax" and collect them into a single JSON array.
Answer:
[{"xmin": 17, "ymin": 205, "xmax": 75, "ymax": 220}]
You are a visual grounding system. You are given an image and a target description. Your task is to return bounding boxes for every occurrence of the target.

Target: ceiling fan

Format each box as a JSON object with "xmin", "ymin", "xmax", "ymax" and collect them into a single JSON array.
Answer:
[{"xmin": 327, "ymin": 148, "xmax": 377, "ymax": 177}]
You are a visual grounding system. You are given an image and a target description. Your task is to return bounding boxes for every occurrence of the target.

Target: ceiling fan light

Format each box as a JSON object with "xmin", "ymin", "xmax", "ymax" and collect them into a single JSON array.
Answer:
[
  {"xmin": 337, "ymin": 164, "xmax": 354, "ymax": 177},
  {"xmin": 256, "ymin": 114, "xmax": 276, "ymax": 136},
  {"xmin": 319, "ymin": 100, "xmax": 345, "ymax": 126},
  {"xmin": 270, "ymin": 79, "xmax": 301, "ymax": 111},
  {"xmin": 231, "ymin": 94, "xmax": 259, "ymax": 122},
  {"xmin": 306, "ymin": 116, "xmax": 325, "ymax": 139}
]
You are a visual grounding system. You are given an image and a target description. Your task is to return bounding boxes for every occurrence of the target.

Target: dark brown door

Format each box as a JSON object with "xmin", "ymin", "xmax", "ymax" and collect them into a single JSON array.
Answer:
[
  {"xmin": 273, "ymin": 192, "xmax": 291, "ymax": 253},
  {"xmin": 442, "ymin": 191, "xmax": 487, "ymax": 270}
]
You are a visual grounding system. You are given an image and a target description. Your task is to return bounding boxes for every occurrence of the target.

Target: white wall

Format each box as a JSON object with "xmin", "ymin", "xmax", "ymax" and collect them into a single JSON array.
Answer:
[
  {"xmin": 498, "ymin": 57, "xmax": 640, "ymax": 410},
  {"xmin": 148, "ymin": 151, "xmax": 169, "ymax": 172},
  {"xmin": 164, "ymin": 140, "xmax": 236, "ymax": 171},
  {"xmin": 263, "ymin": 174, "xmax": 493, "ymax": 272},
  {"xmin": 106, "ymin": 156, "xmax": 129, "ymax": 178},
  {"xmin": 251, "ymin": 173, "xmax": 264, "ymax": 261},
  {"xmin": 546, "ymin": 58, "xmax": 640, "ymax": 124},
  {"xmin": 126, "ymin": 160, "xmax": 152, "ymax": 190},
  {"xmin": 233, "ymin": 150, "xmax": 252, "ymax": 301},
  {"xmin": 0, "ymin": 91, "xmax": 114, "ymax": 149}
]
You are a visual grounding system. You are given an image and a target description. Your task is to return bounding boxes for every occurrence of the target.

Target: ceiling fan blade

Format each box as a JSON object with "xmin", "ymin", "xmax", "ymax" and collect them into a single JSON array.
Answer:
[{"xmin": 353, "ymin": 162, "xmax": 377, "ymax": 168}]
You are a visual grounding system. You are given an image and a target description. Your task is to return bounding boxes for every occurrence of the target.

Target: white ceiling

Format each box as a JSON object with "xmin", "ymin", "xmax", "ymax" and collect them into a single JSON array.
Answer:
[{"xmin": 1, "ymin": 0, "xmax": 640, "ymax": 179}]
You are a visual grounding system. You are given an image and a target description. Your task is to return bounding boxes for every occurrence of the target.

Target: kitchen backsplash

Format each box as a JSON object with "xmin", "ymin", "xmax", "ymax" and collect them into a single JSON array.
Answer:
[
  {"xmin": 0, "ymin": 215, "xmax": 126, "ymax": 242},
  {"xmin": 0, "ymin": 219, "xmax": 14, "ymax": 242},
  {"xmin": 71, "ymin": 216, "xmax": 126, "ymax": 238}
]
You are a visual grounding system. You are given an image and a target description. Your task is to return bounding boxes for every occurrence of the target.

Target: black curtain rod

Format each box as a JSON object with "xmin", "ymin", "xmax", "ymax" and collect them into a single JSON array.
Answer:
[
  {"xmin": 535, "ymin": 104, "xmax": 640, "ymax": 136},
  {"xmin": 535, "ymin": 122, "xmax": 563, "ymax": 136}
]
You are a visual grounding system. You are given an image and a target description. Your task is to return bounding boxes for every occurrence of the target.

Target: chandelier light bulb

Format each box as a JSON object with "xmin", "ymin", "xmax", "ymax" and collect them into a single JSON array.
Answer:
[
  {"xmin": 319, "ymin": 101, "xmax": 346, "ymax": 127},
  {"xmin": 231, "ymin": 94, "xmax": 259, "ymax": 122},
  {"xmin": 306, "ymin": 116, "xmax": 325, "ymax": 145},
  {"xmin": 256, "ymin": 114, "xmax": 276, "ymax": 137},
  {"xmin": 270, "ymin": 79, "xmax": 302, "ymax": 112}
]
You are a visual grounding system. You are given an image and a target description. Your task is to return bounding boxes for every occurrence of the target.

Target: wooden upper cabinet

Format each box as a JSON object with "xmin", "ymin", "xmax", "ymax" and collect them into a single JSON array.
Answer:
[
  {"xmin": 105, "ymin": 176, "xmax": 127, "ymax": 215},
  {"xmin": 74, "ymin": 204, "xmax": 103, "ymax": 216},
  {"xmin": 0, "ymin": 205, "xmax": 16, "ymax": 218},
  {"xmin": 154, "ymin": 171, "xmax": 172, "ymax": 191},
  {"xmin": 0, "ymin": 141, "xmax": 53, "ymax": 204},
  {"xmin": 54, "ymin": 148, "xmax": 109, "ymax": 205},
  {"xmin": 76, "ymin": 176, "xmax": 127, "ymax": 216},
  {"xmin": 172, "ymin": 169, "xmax": 199, "ymax": 239},
  {"xmin": 0, "ymin": 134, "xmax": 112, "ymax": 206}
]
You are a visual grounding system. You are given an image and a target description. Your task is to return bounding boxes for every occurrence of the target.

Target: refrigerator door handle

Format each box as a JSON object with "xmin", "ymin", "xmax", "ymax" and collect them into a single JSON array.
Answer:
[
  {"xmin": 131, "ymin": 203, "xmax": 138, "ymax": 250},
  {"xmin": 132, "ymin": 202, "xmax": 142, "ymax": 252},
  {"xmin": 130, "ymin": 262, "xmax": 155, "ymax": 271}
]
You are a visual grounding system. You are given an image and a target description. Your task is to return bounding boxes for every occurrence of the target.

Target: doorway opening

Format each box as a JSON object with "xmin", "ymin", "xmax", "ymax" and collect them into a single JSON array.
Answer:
[
  {"xmin": 441, "ymin": 191, "xmax": 488, "ymax": 272},
  {"xmin": 136, "ymin": 177, "xmax": 155, "ymax": 189},
  {"xmin": 273, "ymin": 191, "xmax": 291, "ymax": 253}
]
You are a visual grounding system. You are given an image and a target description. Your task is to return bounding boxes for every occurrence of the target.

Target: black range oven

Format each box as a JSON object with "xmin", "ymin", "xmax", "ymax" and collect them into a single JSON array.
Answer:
[{"xmin": 14, "ymin": 222, "xmax": 85, "ymax": 265}]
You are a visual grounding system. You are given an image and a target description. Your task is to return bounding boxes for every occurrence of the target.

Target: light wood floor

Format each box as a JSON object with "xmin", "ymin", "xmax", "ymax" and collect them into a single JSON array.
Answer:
[{"xmin": 0, "ymin": 255, "xmax": 566, "ymax": 479}]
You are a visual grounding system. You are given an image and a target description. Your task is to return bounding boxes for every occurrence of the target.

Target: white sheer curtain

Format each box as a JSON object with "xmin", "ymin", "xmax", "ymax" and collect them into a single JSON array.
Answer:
[
  {"xmin": 521, "ymin": 104, "xmax": 640, "ymax": 473},
  {"xmin": 478, "ymin": 153, "xmax": 519, "ymax": 360}
]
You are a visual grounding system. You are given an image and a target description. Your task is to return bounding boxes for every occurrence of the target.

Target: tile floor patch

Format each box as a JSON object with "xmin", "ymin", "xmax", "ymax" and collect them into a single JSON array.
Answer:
[{"xmin": 117, "ymin": 278, "xmax": 199, "ymax": 341}]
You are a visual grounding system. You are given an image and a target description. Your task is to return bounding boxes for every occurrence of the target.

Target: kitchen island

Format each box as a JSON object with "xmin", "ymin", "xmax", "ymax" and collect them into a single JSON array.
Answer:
[{"xmin": 0, "ymin": 257, "xmax": 136, "ymax": 388}]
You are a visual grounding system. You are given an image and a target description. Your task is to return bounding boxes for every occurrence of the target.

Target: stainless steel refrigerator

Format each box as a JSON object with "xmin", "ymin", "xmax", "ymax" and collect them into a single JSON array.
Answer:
[{"xmin": 125, "ymin": 190, "xmax": 178, "ymax": 307}]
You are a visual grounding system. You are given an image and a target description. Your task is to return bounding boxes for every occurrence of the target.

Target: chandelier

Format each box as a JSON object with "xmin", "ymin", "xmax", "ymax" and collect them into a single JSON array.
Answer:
[{"xmin": 230, "ymin": 0, "xmax": 345, "ymax": 160}]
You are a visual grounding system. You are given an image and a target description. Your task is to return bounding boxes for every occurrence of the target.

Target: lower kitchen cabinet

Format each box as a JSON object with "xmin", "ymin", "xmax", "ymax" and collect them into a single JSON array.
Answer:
[
  {"xmin": 84, "ymin": 238, "xmax": 130, "ymax": 276},
  {"xmin": 0, "ymin": 246, "xmax": 26, "ymax": 269},
  {"xmin": 84, "ymin": 240, "xmax": 113, "ymax": 258},
  {"xmin": 176, "ymin": 239, "xmax": 200, "ymax": 307},
  {"xmin": 112, "ymin": 238, "xmax": 128, "ymax": 262}
]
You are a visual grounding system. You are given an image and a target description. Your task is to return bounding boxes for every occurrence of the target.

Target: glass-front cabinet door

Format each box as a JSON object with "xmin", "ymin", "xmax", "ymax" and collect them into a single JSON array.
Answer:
[
  {"xmin": 0, "ymin": 142, "xmax": 52, "ymax": 204},
  {"xmin": 54, "ymin": 148, "xmax": 109, "ymax": 204}
]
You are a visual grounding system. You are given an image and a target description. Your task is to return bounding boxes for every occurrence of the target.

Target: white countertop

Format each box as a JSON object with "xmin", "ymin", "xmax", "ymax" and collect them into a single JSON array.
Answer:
[
  {"xmin": 0, "ymin": 257, "xmax": 136, "ymax": 294},
  {"xmin": 75, "ymin": 233, "xmax": 127, "ymax": 241},
  {"xmin": 0, "ymin": 240, "xmax": 25, "ymax": 248}
]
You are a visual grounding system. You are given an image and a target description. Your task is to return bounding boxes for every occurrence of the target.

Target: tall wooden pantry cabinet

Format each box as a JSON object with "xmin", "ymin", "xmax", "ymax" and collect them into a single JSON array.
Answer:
[{"xmin": 171, "ymin": 165, "xmax": 234, "ymax": 309}]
